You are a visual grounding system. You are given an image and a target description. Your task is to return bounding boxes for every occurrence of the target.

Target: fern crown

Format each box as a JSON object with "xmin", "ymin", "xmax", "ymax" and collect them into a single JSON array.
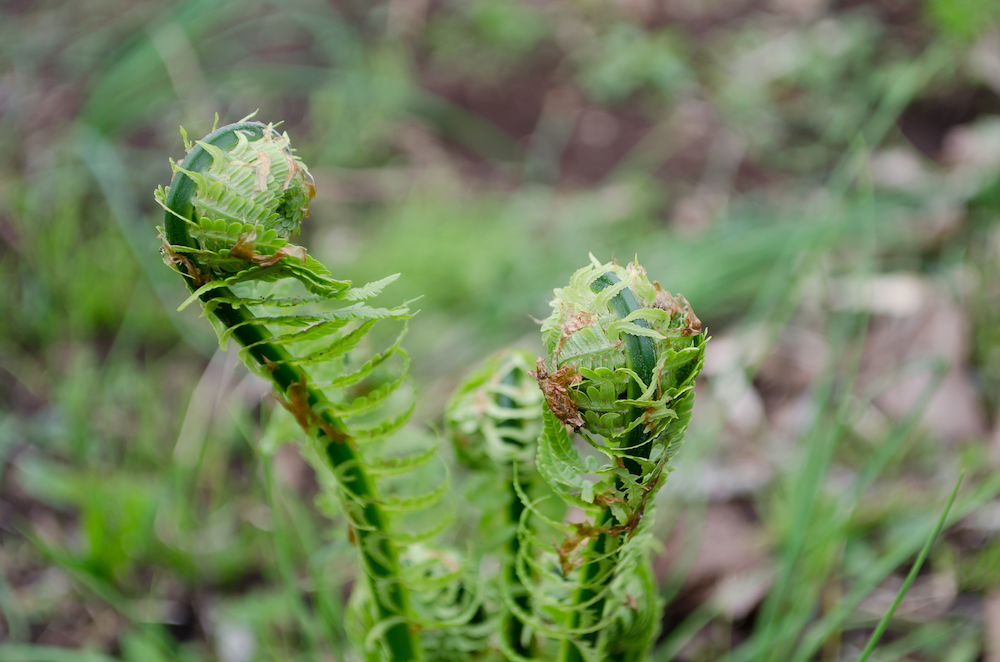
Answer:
[
  {"xmin": 537, "ymin": 256, "xmax": 704, "ymax": 444},
  {"xmin": 159, "ymin": 124, "xmax": 314, "ymax": 242}
]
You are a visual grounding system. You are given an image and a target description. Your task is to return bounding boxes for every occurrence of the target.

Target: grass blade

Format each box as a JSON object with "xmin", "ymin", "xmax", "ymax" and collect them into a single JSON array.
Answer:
[{"xmin": 856, "ymin": 471, "xmax": 965, "ymax": 662}]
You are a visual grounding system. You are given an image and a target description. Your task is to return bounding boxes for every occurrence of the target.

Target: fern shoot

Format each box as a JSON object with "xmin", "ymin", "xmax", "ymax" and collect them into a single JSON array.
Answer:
[
  {"xmin": 154, "ymin": 119, "xmax": 705, "ymax": 662},
  {"xmin": 528, "ymin": 257, "xmax": 706, "ymax": 662},
  {"xmin": 445, "ymin": 349, "xmax": 543, "ymax": 658},
  {"xmin": 155, "ymin": 120, "xmax": 427, "ymax": 662}
]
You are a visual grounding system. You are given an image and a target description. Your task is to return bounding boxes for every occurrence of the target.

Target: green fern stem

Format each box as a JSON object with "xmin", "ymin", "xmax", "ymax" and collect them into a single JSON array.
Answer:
[
  {"xmin": 558, "ymin": 273, "xmax": 656, "ymax": 662},
  {"xmin": 505, "ymin": 480, "xmax": 533, "ymax": 659},
  {"xmin": 497, "ymin": 375, "xmax": 535, "ymax": 659},
  {"xmin": 162, "ymin": 122, "xmax": 421, "ymax": 662}
]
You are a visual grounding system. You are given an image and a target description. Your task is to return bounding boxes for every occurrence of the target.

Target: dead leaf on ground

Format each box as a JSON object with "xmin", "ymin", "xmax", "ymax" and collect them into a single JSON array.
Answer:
[
  {"xmin": 711, "ymin": 565, "xmax": 774, "ymax": 621},
  {"xmin": 859, "ymin": 285, "xmax": 987, "ymax": 444},
  {"xmin": 857, "ymin": 572, "xmax": 957, "ymax": 622},
  {"xmin": 984, "ymin": 590, "xmax": 1000, "ymax": 662},
  {"xmin": 656, "ymin": 503, "xmax": 770, "ymax": 593}
]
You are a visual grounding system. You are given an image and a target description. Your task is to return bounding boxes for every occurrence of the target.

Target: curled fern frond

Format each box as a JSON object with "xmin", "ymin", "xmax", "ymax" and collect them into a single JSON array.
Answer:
[
  {"xmin": 156, "ymin": 123, "xmax": 706, "ymax": 661},
  {"xmin": 155, "ymin": 120, "xmax": 442, "ymax": 662},
  {"xmin": 346, "ymin": 540, "xmax": 496, "ymax": 661},
  {"xmin": 519, "ymin": 256, "xmax": 706, "ymax": 662},
  {"xmin": 446, "ymin": 348, "xmax": 543, "ymax": 469},
  {"xmin": 445, "ymin": 349, "xmax": 544, "ymax": 658}
]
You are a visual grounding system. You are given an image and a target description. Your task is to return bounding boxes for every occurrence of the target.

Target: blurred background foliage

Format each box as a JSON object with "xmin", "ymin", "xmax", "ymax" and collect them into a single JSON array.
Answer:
[{"xmin": 2, "ymin": 0, "xmax": 1000, "ymax": 660}]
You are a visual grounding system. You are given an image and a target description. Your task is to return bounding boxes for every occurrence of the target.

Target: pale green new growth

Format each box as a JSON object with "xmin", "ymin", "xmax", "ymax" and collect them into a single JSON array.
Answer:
[
  {"xmin": 156, "ymin": 121, "xmax": 446, "ymax": 662},
  {"xmin": 156, "ymin": 121, "xmax": 706, "ymax": 662},
  {"xmin": 529, "ymin": 256, "xmax": 706, "ymax": 662},
  {"xmin": 446, "ymin": 349, "xmax": 544, "ymax": 659},
  {"xmin": 160, "ymin": 124, "xmax": 313, "ymax": 240},
  {"xmin": 447, "ymin": 349, "xmax": 543, "ymax": 469},
  {"xmin": 537, "ymin": 256, "xmax": 704, "ymax": 520}
]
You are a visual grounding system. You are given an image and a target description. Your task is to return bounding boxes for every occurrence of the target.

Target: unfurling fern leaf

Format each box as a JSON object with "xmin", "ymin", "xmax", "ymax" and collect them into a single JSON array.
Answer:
[
  {"xmin": 446, "ymin": 349, "xmax": 543, "ymax": 659},
  {"xmin": 517, "ymin": 256, "xmax": 706, "ymax": 662},
  {"xmin": 155, "ymin": 119, "xmax": 444, "ymax": 662},
  {"xmin": 155, "ymin": 119, "xmax": 707, "ymax": 662}
]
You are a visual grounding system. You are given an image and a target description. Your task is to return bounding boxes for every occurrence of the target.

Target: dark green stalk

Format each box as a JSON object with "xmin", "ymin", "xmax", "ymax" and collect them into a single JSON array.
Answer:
[
  {"xmin": 558, "ymin": 273, "xmax": 656, "ymax": 662},
  {"xmin": 162, "ymin": 122, "xmax": 421, "ymax": 662},
  {"xmin": 497, "ymin": 373, "xmax": 535, "ymax": 659},
  {"xmin": 505, "ymin": 489, "xmax": 532, "ymax": 657}
]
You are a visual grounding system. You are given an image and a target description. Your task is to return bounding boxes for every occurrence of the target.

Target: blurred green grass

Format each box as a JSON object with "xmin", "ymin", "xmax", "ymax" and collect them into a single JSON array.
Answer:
[{"xmin": 2, "ymin": 0, "xmax": 1000, "ymax": 660}]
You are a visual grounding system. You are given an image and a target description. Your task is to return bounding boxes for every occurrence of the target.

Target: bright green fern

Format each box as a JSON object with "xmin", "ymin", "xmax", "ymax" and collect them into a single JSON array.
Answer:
[
  {"xmin": 155, "ymin": 120, "xmax": 706, "ymax": 662},
  {"xmin": 446, "ymin": 348, "xmax": 544, "ymax": 658},
  {"xmin": 156, "ymin": 119, "xmax": 444, "ymax": 662},
  {"xmin": 526, "ymin": 257, "xmax": 706, "ymax": 662}
]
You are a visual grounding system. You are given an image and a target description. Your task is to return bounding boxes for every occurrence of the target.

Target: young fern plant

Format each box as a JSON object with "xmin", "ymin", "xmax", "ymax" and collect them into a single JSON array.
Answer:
[
  {"xmin": 155, "ymin": 119, "xmax": 444, "ymax": 662},
  {"xmin": 154, "ymin": 118, "xmax": 705, "ymax": 662},
  {"xmin": 518, "ymin": 257, "xmax": 706, "ymax": 662},
  {"xmin": 444, "ymin": 259, "xmax": 705, "ymax": 661},
  {"xmin": 445, "ymin": 349, "xmax": 544, "ymax": 659}
]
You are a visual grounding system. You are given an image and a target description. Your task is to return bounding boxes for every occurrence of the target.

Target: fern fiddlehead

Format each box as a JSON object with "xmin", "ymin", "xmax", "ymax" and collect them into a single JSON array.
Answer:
[
  {"xmin": 155, "ymin": 121, "xmax": 705, "ymax": 661},
  {"xmin": 155, "ymin": 120, "xmax": 427, "ymax": 662},
  {"xmin": 526, "ymin": 257, "xmax": 706, "ymax": 662},
  {"xmin": 446, "ymin": 349, "xmax": 543, "ymax": 659}
]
